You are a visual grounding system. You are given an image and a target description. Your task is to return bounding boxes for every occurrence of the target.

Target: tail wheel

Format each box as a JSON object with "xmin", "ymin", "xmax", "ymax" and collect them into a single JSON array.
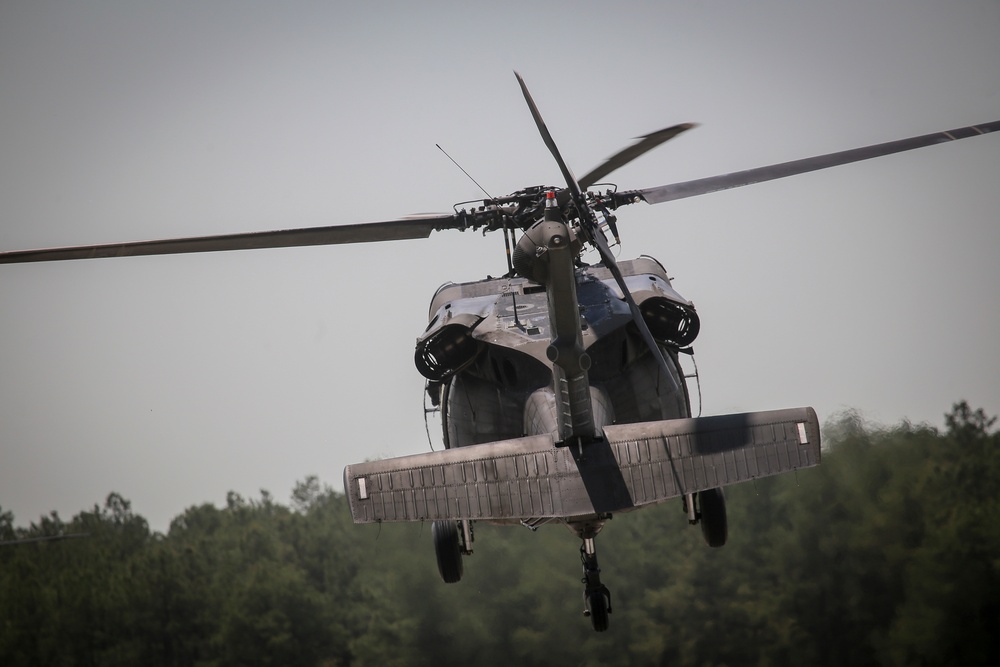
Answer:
[
  {"xmin": 699, "ymin": 487, "xmax": 728, "ymax": 547},
  {"xmin": 432, "ymin": 520, "xmax": 464, "ymax": 583}
]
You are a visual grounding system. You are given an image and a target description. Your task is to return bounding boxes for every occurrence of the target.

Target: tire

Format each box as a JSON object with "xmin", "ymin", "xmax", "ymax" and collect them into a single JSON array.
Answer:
[
  {"xmin": 699, "ymin": 487, "xmax": 728, "ymax": 548},
  {"xmin": 587, "ymin": 590, "xmax": 610, "ymax": 632},
  {"xmin": 432, "ymin": 520, "xmax": 464, "ymax": 583}
]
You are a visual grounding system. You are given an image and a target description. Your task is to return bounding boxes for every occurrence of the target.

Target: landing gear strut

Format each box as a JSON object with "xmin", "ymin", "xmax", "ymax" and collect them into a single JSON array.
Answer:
[{"xmin": 580, "ymin": 537, "xmax": 612, "ymax": 632}]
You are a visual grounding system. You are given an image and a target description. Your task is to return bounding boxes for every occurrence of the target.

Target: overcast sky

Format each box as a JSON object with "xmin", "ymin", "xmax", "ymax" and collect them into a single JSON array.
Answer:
[{"xmin": 2, "ymin": 0, "xmax": 998, "ymax": 532}]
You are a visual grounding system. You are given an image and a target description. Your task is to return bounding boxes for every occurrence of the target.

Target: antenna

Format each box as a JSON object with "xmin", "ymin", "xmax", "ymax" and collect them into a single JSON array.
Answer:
[
  {"xmin": 435, "ymin": 144, "xmax": 493, "ymax": 200},
  {"xmin": 436, "ymin": 144, "xmax": 517, "ymax": 274}
]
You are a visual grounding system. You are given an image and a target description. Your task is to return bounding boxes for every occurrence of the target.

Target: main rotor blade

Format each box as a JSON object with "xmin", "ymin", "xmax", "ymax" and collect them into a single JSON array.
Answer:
[
  {"xmin": 636, "ymin": 120, "xmax": 1000, "ymax": 204},
  {"xmin": 0, "ymin": 214, "xmax": 458, "ymax": 264},
  {"xmin": 514, "ymin": 71, "xmax": 584, "ymax": 199},
  {"xmin": 514, "ymin": 72, "xmax": 685, "ymax": 484},
  {"xmin": 515, "ymin": 70, "xmax": 614, "ymax": 254},
  {"xmin": 514, "ymin": 70, "xmax": 678, "ymax": 391},
  {"xmin": 590, "ymin": 226, "xmax": 690, "ymax": 494},
  {"xmin": 579, "ymin": 123, "xmax": 697, "ymax": 190}
]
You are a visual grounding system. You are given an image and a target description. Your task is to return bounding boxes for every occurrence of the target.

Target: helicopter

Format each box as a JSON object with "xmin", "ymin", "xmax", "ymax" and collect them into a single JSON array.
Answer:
[{"xmin": 1, "ymin": 72, "xmax": 997, "ymax": 632}]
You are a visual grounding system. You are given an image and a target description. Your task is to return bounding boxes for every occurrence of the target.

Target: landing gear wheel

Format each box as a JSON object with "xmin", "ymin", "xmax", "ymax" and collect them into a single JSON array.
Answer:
[
  {"xmin": 579, "ymin": 537, "xmax": 612, "ymax": 631},
  {"xmin": 699, "ymin": 487, "xmax": 728, "ymax": 547},
  {"xmin": 585, "ymin": 588, "xmax": 611, "ymax": 632},
  {"xmin": 432, "ymin": 520, "xmax": 463, "ymax": 583}
]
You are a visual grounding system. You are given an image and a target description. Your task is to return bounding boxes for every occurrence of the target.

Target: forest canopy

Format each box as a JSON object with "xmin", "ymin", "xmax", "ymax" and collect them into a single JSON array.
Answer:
[{"xmin": 2, "ymin": 402, "xmax": 998, "ymax": 667}]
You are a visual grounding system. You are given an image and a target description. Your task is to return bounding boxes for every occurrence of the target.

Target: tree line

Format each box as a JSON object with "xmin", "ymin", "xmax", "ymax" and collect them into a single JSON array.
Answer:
[{"xmin": 2, "ymin": 401, "xmax": 997, "ymax": 666}]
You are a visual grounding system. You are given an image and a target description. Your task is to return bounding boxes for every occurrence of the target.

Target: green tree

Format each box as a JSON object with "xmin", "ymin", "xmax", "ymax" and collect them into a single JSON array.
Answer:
[{"xmin": 3, "ymin": 404, "xmax": 999, "ymax": 666}]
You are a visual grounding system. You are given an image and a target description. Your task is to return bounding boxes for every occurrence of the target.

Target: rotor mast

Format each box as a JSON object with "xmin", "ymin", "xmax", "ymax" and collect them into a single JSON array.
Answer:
[{"xmin": 512, "ymin": 190, "xmax": 597, "ymax": 443}]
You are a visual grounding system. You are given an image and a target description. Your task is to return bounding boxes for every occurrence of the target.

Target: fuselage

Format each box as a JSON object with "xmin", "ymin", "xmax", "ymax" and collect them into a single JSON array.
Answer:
[{"xmin": 415, "ymin": 256, "xmax": 701, "ymax": 501}]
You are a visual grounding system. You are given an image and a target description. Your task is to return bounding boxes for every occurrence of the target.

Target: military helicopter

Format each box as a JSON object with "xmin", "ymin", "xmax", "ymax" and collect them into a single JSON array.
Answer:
[{"xmin": 1, "ymin": 72, "xmax": 997, "ymax": 631}]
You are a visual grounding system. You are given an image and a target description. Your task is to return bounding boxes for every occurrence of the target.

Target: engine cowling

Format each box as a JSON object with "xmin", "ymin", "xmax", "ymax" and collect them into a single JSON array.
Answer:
[
  {"xmin": 639, "ymin": 296, "xmax": 700, "ymax": 347},
  {"xmin": 415, "ymin": 322, "xmax": 482, "ymax": 381}
]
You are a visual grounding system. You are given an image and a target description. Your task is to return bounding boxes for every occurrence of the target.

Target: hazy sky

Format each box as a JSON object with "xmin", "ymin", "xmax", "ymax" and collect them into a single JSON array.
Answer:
[{"xmin": 2, "ymin": 0, "xmax": 998, "ymax": 531}]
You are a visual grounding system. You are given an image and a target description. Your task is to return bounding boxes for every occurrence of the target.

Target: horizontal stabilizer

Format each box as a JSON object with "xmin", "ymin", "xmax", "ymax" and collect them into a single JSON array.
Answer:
[{"xmin": 343, "ymin": 407, "xmax": 820, "ymax": 524}]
